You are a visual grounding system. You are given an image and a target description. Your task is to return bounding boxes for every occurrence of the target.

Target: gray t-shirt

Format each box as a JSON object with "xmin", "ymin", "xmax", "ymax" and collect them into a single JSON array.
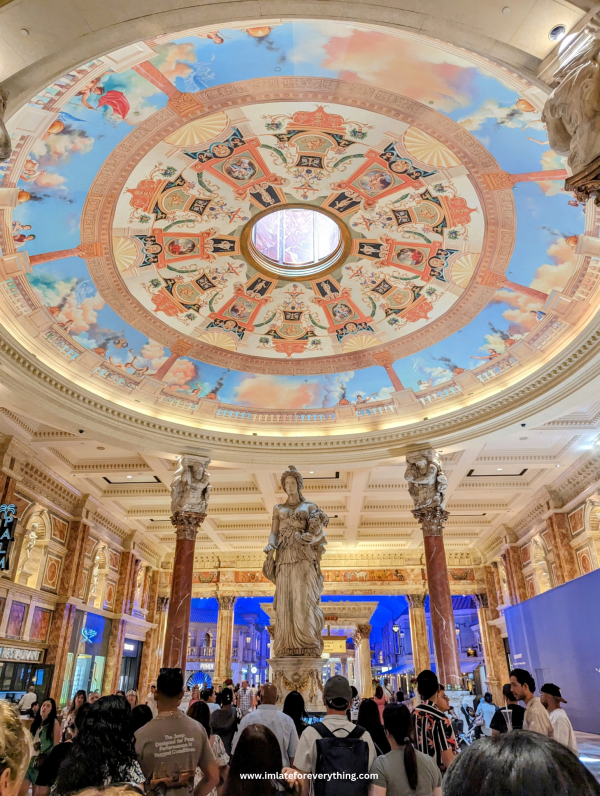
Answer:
[
  {"xmin": 135, "ymin": 712, "xmax": 216, "ymax": 796},
  {"xmin": 369, "ymin": 748, "xmax": 441, "ymax": 796}
]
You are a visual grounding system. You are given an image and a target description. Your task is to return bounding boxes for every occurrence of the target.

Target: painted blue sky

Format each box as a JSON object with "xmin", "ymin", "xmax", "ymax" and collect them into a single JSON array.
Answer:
[{"xmin": 5, "ymin": 20, "xmax": 584, "ymax": 409}]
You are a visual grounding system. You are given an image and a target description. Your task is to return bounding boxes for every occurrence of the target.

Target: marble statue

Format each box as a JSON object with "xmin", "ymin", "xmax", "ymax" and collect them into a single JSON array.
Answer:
[
  {"xmin": 19, "ymin": 523, "xmax": 38, "ymax": 569},
  {"xmin": 405, "ymin": 449, "xmax": 447, "ymax": 511},
  {"xmin": 263, "ymin": 465, "xmax": 328, "ymax": 658},
  {"xmin": 0, "ymin": 87, "xmax": 10, "ymax": 163},
  {"xmin": 542, "ymin": 39, "xmax": 600, "ymax": 174},
  {"xmin": 171, "ymin": 454, "xmax": 211, "ymax": 515}
]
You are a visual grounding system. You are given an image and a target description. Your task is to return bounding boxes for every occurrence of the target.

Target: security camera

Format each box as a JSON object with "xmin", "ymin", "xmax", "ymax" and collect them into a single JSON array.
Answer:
[
  {"xmin": 520, "ymin": 423, "xmax": 526, "ymax": 427},
  {"xmin": 78, "ymin": 429, "xmax": 85, "ymax": 434}
]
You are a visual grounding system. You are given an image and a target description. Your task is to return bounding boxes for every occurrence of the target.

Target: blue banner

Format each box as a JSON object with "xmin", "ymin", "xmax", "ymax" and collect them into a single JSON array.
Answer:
[{"xmin": 505, "ymin": 568, "xmax": 600, "ymax": 734}]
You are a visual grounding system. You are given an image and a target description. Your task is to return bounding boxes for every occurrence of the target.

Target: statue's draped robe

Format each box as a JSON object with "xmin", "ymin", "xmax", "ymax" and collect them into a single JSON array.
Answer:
[{"xmin": 270, "ymin": 502, "xmax": 324, "ymax": 657}]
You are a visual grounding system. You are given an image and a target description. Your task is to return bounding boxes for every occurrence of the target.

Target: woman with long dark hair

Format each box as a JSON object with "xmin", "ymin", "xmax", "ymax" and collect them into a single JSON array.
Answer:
[
  {"xmin": 25, "ymin": 697, "xmax": 61, "ymax": 790},
  {"xmin": 374, "ymin": 685, "xmax": 387, "ymax": 723},
  {"xmin": 368, "ymin": 704, "xmax": 441, "ymax": 796},
  {"xmin": 210, "ymin": 688, "xmax": 238, "ymax": 755},
  {"xmin": 443, "ymin": 731, "xmax": 600, "ymax": 796},
  {"xmin": 36, "ymin": 703, "xmax": 91, "ymax": 796},
  {"xmin": 188, "ymin": 701, "xmax": 229, "ymax": 796},
  {"xmin": 282, "ymin": 691, "xmax": 308, "ymax": 738},
  {"xmin": 357, "ymin": 699, "xmax": 390, "ymax": 756},
  {"xmin": 223, "ymin": 725, "xmax": 298, "ymax": 796},
  {"xmin": 61, "ymin": 690, "xmax": 86, "ymax": 742},
  {"xmin": 55, "ymin": 695, "xmax": 144, "ymax": 795}
]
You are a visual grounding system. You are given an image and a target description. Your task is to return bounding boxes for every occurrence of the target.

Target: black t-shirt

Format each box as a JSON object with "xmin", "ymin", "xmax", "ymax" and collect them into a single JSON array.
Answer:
[
  {"xmin": 490, "ymin": 704, "xmax": 526, "ymax": 734},
  {"xmin": 36, "ymin": 742, "xmax": 72, "ymax": 787}
]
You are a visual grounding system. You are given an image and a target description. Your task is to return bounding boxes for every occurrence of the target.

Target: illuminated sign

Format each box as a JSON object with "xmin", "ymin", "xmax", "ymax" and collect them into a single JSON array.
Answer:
[
  {"xmin": 124, "ymin": 643, "xmax": 135, "ymax": 651},
  {"xmin": 0, "ymin": 504, "xmax": 18, "ymax": 571},
  {"xmin": 0, "ymin": 647, "xmax": 42, "ymax": 662},
  {"xmin": 323, "ymin": 638, "xmax": 347, "ymax": 654},
  {"xmin": 81, "ymin": 628, "xmax": 98, "ymax": 643}
]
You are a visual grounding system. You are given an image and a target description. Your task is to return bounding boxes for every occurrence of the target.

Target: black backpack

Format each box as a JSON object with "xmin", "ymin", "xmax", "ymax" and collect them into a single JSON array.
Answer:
[{"xmin": 312, "ymin": 722, "xmax": 370, "ymax": 796}]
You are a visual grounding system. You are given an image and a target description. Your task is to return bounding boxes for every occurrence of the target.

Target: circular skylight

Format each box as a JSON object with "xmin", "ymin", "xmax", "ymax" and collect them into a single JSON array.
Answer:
[{"xmin": 242, "ymin": 205, "xmax": 349, "ymax": 279}]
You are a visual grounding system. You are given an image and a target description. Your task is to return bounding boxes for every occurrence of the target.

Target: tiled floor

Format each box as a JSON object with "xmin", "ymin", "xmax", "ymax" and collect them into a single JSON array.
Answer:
[{"xmin": 576, "ymin": 732, "xmax": 600, "ymax": 782}]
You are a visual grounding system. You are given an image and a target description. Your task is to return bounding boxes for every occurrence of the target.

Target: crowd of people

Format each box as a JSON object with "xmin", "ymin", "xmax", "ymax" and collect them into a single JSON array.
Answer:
[{"xmin": 3, "ymin": 665, "xmax": 596, "ymax": 796}]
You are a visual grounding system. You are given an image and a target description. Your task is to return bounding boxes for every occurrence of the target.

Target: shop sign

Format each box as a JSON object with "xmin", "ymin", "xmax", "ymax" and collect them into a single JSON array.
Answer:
[
  {"xmin": 323, "ymin": 638, "xmax": 347, "ymax": 654},
  {"xmin": 0, "ymin": 504, "xmax": 18, "ymax": 571},
  {"xmin": 0, "ymin": 646, "xmax": 42, "ymax": 662}
]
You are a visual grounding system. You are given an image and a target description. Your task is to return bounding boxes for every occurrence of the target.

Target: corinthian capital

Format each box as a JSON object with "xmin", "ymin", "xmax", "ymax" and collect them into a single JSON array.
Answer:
[
  {"xmin": 405, "ymin": 448, "xmax": 449, "ymax": 536},
  {"xmin": 217, "ymin": 595, "xmax": 236, "ymax": 611},
  {"xmin": 170, "ymin": 511, "xmax": 206, "ymax": 540}
]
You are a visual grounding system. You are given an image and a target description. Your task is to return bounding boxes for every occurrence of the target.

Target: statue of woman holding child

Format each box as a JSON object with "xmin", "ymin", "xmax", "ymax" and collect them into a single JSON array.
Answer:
[{"xmin": 263, "ymin": 465, "xmax": 329, "ymax": 658}]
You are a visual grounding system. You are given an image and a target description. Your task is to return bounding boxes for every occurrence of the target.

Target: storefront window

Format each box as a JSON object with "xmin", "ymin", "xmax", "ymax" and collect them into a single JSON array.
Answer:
[
  {"xmin": 59, "ymin": 610, "xmax": 112, "ymax": 707},
  {"xmin": 6, "ymin": 602, "xmax": 27, "ymax": 638},
  {"xmin": 118, "ymin": 638, "xmax": 143, "ymax": 693}
]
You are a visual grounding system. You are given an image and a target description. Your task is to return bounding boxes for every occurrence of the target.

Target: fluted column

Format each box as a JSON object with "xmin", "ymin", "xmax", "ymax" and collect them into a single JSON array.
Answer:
[
  {"xmin": 546, "ymin": 512, "xmax": 577, "ymax": 585},
  {"xmin": 502, "ymin": 546, "xmax": 527, "ymax": 604},
  {"xmin": 163, "ymin": 453, "xmax": 211, "ymax": 671},
  {"xmin": 405, "ymin": 449, "xmax": 461, "ymax": 686},
  {"xmin": 214, "ymin": 595, "xmax": 236, "ymax": 684},
  {"xmin": 474, "ymin": 589, "xmax": 508, "ymax": 706},
  {"xmin": 137, "ymin": 569, "xmax": 160, "ymax": 699},
  {"xmin": 354, "ymin": 624, "xmax": 373, "ymax": 698},
  {"xmin": 407, "ymin": 594, "xmax": 430, "ymax": 675}
]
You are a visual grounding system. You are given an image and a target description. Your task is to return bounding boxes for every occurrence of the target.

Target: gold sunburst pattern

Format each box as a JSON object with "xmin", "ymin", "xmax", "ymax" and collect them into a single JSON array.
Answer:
[{"xmin": 403, "ymin": 127, "xmax": 460, "ymax": 168}]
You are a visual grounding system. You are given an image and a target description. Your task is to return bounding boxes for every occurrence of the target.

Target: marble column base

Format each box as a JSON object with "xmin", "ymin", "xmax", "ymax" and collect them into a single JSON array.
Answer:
[{"xmin": 268, "ymin": 656, "xmax": 325, "ymax": 713}]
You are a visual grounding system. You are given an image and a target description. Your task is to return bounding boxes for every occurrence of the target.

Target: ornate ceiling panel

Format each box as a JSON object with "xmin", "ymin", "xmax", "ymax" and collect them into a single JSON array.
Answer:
[{"xmin": 0, "ymin": 20, "xmax": 596, "ymax": 426}]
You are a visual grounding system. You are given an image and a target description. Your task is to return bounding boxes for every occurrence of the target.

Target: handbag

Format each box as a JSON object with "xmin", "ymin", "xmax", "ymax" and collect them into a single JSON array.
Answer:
[{"xmin": 474, "ymin": 713, "xmax": 484, "ymax": 727}]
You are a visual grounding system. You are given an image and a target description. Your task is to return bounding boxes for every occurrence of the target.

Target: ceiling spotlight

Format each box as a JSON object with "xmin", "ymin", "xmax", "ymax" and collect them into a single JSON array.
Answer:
[
  {"xmin": 556, "ymin": 464, "xmax": 561, "ymax": 467},
  {"xmin": 20, "ymin": 28, "xmax": 29, "ymax": 36},
  {"xmin": 497, "ymin": 468, "xmax": 503, "ymax": 471},
  {"xmin": 127, "ymin": 475, "xmax": 132, "ymax": 479},
  {"xmin": 549, "ymin": 24, "xmax": 567, "ymax": 42},
  {"xmin": 502, "ymin": 6, "xmax": 510, "ymax": 13},
  {"xmin": 309, "ymin": 471, "xmax": 314, "ymax": 474}
]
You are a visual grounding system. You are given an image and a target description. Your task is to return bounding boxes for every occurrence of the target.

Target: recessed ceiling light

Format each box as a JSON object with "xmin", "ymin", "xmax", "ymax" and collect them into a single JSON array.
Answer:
[
  {"xmin": 549, "ymin": 24, "xmax": 567, "ymax": 42},
  {"xmin": 309, "ymin": 471, "xmax": 314, "ymax": 474},
  {"xmin": 127, "ymin": 475, "xmax": 132, "ymax": 478},
  {"xmin": 502, "ymin": 6, "xmax": 510, "ymax": 13},
  {"xmin": 556, "ymin": 464, "xmax": 561, "ymax": 467},
  {"xmin": 497, "ymin": 468, "xmax": 503, "ymax": 471},
  {"xmin": 97, "ymin": 446, "xmax": 105, "ymax": 450},
  {"xmin": 20, "ymin": 28, "xmax": 29, "ymax": 36}
]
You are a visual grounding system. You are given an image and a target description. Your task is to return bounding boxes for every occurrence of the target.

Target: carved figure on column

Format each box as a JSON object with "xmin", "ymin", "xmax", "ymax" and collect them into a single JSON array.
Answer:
[
  {"xmin": 405, "ymin": 449, "xmax": 448, "ymax": 534},
  {"xmin": 0, "ymin": 87, "xmax": 10, "ymax": 163},
  {"xmin": 543, "ymin": 39, "xmax": 600, "ymax": 201},
  {"xmin": 170, "ymin": 454, "xmax": 211, "ymax": 538},
  {"xmin": 263, "ymin": 465, "xmax": 328, "ymax": 658}
]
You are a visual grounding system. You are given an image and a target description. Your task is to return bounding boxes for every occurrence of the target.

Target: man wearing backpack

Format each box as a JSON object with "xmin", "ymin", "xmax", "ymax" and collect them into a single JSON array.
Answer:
[{"xmin": 288, "ymin": 675, "xmax": 377, "ymax": 795}]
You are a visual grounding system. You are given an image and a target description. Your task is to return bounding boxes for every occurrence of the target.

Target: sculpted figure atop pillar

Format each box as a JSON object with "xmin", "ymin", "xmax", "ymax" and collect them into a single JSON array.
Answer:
[
  {"xmin": 405, "ymin": 448, "xmax": 448, "ymax": 536},
  {"xmin": 170, "ymin": 453, "xmax": 212, "ymax": 539},
  {"xmin": 263, "ymin": 465, "xmax": 329, "ymax": 659},
  {"xmin": 543, "ymin": 39, "xmax": 600, "ymax": 201},
  {"xmin": 0, "ymin": 88, "xmax": 10, "ymax": 163}
]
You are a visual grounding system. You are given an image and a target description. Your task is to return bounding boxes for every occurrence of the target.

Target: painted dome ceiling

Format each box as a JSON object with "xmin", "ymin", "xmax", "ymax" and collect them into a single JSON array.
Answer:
[{"xmin": 0, "ymin": 20, "xmax": 595, "ymax": 422}]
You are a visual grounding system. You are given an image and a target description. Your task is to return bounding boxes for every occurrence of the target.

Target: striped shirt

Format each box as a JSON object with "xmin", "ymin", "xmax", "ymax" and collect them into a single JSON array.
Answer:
[{"xmin": 412, "ymin": 700, "xmax": 458, "ymax": 770}]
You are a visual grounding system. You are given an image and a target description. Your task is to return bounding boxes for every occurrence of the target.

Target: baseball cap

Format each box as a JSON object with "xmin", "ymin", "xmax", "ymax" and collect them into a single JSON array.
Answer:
[
  {"xmin": 540, "ymin": 683, "xmax": 567, "ymax": 703},
  {"xmin": 324, "ymin": 675, "xmax": 352, "ymax": 704}
]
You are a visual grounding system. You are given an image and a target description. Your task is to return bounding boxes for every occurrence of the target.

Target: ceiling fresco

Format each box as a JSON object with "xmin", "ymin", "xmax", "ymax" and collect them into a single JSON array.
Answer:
[{"xmin": 0, "ymin": 20, "xmax": 593, "ymax": 415}]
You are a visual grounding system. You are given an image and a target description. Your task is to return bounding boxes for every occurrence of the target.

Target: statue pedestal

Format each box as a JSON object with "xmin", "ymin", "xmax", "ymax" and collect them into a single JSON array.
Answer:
[{"xmin": 269, "ymin": 656, "xmax": 325, "ymax": 713}]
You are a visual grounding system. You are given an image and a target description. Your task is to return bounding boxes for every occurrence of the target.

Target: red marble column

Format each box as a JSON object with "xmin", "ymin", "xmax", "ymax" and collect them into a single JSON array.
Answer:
[
  {"xmin": 163, "ymin": 513, "xmax": 205, "ymax": 671},
  {"xmin": 422, "ymin": 529, "xmax": 462, "ymax": 686},
  {"xmin": 373, "ymin": 351, "xmax": 404, "ymax": 391},
  {"xmin": 502, "ymin": 546, "xmax": 527, "ymax": 604},
  {"xmin": 132, "ymin": 62, "xmax": 181, "ymax": 99},
  {"xmin": 546, "ymin": 512, "xmax": 577, "ymax": 585}
]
